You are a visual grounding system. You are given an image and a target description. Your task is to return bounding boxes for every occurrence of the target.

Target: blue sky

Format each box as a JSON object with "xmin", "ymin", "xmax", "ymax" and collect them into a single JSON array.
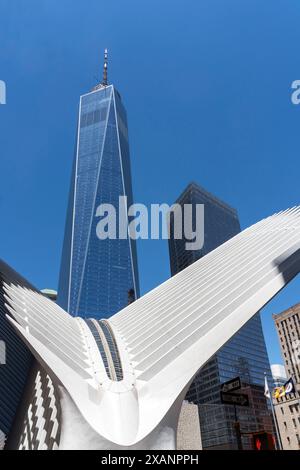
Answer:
[{"xmin": 1, "ymin": 0, "xmax": 300, "ymax": 366}]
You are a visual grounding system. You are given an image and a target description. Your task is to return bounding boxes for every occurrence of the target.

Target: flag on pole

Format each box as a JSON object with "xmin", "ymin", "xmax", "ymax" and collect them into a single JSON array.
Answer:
[
  {"xmin": 264, "ymin": 374, "xmax": 270, "ymax": 399},
  {"xmin": 272, "ymin": 377, "xmax": 295, "ymax": 399},
  {"xmin": 283, "ymin": 378, "xmax": 295, "ymax": 395}
]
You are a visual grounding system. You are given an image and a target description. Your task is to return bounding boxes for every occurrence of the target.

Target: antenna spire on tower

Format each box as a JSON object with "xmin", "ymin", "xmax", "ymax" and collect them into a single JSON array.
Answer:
[{"xmin": 102, "ymin": 48, "xmax": 108, "ymax": 86}]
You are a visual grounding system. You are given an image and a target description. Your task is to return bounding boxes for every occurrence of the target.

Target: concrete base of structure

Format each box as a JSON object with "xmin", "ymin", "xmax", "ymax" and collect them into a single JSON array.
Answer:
[{"xmin": 177, "ymin": 401, "xmax": 202, "ymax": 450}]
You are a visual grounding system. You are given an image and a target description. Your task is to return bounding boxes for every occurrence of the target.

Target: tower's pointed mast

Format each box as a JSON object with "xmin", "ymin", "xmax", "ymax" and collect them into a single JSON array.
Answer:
[
  {"xmin": 92, "ymin": 48, "xmax": 109, "ymax": 91},
  {"xmin": 102, "ymin": 48, "xmax": 108, "ymax": 86}
]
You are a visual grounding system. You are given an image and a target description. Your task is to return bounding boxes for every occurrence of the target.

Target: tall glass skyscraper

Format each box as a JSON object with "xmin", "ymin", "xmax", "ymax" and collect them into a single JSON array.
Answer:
[
  {"xmin": 169, "ymin": 182, "xmax": 273, "ymax": 449},
  {"xmin": 58, "ymin": 52, "xmax": 139, "ymax": 319}
]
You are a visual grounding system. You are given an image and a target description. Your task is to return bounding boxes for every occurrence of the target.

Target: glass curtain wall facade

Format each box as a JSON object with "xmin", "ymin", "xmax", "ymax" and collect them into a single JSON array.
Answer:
[
  {"xmin": 58, "ymin": 84, "xmax": 139, "ymax": 319},
  {"xmin": 168, "ymin": 182, "xmax": 273, "ymax": 449}
]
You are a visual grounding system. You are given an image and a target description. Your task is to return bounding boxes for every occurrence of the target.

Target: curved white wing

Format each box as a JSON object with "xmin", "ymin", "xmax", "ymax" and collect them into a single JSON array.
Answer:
[
  {"xmin": 109, "ymin": 208, "xmax": 300, "ymax": 415},
  {"xmin": 0, "ymin": 261, "xmax": 92, "ymax": 381},
  {"xmin": 3, "ymin": 207, "xmax": 300, "ymax": 445}
]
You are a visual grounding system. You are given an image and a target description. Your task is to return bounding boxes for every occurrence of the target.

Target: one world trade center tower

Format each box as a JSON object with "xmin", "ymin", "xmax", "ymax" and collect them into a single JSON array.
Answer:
[{"xmin": 58, "ymin": 50, "xmax": 140, "ymax": 319}]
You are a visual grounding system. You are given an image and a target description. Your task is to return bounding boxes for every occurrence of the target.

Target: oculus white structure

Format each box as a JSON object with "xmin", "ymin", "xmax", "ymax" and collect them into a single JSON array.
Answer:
[{"xmin": 2, "ymin": 208, "xmax": 300, "ymax": 449}]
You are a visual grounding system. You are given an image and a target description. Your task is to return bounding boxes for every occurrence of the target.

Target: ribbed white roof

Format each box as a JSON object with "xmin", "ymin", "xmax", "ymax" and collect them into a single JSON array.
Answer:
[{"xmin": 2, "ymin": 207, "xmax": 300, "ymax": 445}]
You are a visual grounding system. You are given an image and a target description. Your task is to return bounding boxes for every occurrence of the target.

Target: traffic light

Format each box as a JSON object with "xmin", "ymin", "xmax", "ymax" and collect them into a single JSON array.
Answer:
[{"xmin": 252, "ymin": 432, "xmax": 275, "ymax": 450}]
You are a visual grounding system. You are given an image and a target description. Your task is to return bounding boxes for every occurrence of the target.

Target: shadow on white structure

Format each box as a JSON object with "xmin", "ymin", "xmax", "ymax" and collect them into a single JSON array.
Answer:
[{"xmin": 2, "ymin": 208, "xmax": 300, "ymax": 449}]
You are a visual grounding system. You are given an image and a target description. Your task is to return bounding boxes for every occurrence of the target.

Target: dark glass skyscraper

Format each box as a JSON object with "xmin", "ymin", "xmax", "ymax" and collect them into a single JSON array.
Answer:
[
  {"xmin": 169, "ymin": 182, "xmax": 273, "ymax": 449},
  {"xmin": 169, "ymin": 182, "xmax": 241, "ymax": 275},
  {"xmin": 58, "ymin": 55, "xmax": 139, "ymax": 319}
]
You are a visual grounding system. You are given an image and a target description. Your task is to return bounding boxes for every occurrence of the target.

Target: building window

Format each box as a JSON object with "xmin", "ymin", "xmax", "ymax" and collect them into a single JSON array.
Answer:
[{"xmin": 293, "ymin": 418, "xmax": 297, "ymax": 429}]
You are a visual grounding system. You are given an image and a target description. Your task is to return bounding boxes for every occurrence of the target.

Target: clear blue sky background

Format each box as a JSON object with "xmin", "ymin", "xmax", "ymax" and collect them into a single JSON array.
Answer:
[{"xmin": 1, "ymin": 0, "xmax": 300, "ymax": 366}]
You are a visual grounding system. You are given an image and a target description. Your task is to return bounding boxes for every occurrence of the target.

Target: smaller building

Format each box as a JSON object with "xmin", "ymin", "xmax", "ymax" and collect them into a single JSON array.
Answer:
[
  {"xmin": 273, "ymin": 303, "xmax": 300, "ymax": 450},
  {"xmin": 273, "ymin": 394, "xmax": 300, "ymax": 450}
]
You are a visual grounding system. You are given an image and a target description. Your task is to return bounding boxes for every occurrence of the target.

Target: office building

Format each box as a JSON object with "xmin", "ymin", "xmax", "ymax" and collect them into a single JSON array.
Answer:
[
  {"xmin": 57, "ymin": 51, "xmax": 139, "ymax": 318},
  {"xmin": 273, "ymin": 303, "xmax": 300, "ymax": 450},
  {"xmin": 168, "ymin": 182, "xmax": 273, "ymax": 449},
  {"xmin": 169, "ymin": 182, "xmax": 241, "ymax": 275},
  {"xmin": 273, "ymin": 303, "xmax": 300, "ymax": 383}
]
